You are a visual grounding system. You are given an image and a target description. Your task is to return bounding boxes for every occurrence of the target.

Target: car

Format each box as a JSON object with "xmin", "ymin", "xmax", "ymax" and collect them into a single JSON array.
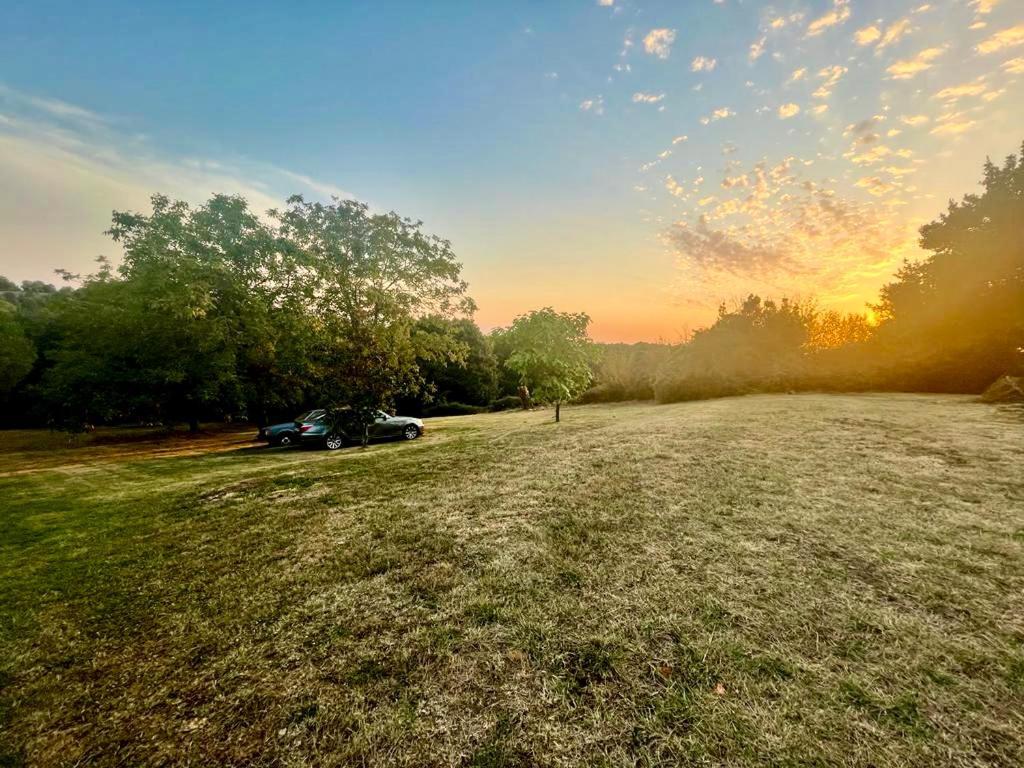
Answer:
[
  {"xmin": 298, "ymin": 409, "xmax": 424, "ymax": 450},
  {"xmin": 257, "ymin": 409, "xmax": 326, "ymax": 447}
]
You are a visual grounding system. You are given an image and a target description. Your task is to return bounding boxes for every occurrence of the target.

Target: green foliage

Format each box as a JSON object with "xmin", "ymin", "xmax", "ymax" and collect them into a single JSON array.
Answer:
[
  {"xmin": 501, "ymin": 308, "xmax": 596, "ymax": 420},
  {"xmin": 25, "ymin": 192, "xmax": 474, "ymax": 432},
  {"xmin": 0, "ymin": 300, "xmax": 34, "ymax": 396},
  {"xmin": 274, "ymin": 195, "xmax": 475, "ymax": 437},
  {"xmin": 872, "ymin": 141, "xmax": 1024, "ymax": 390},
  {"xmin": 401, "ymin": 315, "xmax": 498, "ymax": 413}
]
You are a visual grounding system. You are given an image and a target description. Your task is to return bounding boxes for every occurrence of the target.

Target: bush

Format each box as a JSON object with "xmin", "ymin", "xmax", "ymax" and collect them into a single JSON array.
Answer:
[
  {"xmin": 980, "ymin": 375, "xmax": 1024, "ymax": 403},
  {"xmin": 654, "ymin": 374, "xmax": 750, "ymax": 403},
  {"xmin": 577, "ymin": 382, "xmax": 654, "ymax": 403},
  {"xmin": 489, "ymin": 395, "xmax": 523, "ymax": 412},
  {"xmin": 423, "ymin": 401, "xmax": 489, "ymax": 417}
]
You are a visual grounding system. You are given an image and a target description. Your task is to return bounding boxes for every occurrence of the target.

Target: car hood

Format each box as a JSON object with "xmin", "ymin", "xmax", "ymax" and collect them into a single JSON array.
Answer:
[{"xmin": 389, "ymin": 416, "xmax": 423, "ymax": 426}]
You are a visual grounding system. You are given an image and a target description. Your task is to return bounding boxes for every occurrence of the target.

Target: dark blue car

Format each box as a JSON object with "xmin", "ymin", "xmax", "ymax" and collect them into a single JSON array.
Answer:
[{"xmin": 256, "ymin": 409, "xmax": 326, "ymax": 447}]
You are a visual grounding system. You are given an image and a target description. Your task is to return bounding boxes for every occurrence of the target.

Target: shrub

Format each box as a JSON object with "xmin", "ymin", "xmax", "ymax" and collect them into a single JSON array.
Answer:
[
  {"xmin": 489, "ymin": 395, "xmax": 523, "ymax": 412},
  {"xmin": 423, "ymin": 401, "xmax": 489, "ymax": 417}
]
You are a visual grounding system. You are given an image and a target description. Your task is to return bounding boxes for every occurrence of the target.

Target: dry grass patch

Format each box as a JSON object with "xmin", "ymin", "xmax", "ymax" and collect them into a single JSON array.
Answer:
[{"xmin": 1, "ymin": 395, "xmax": 1023, "ymax": 766}]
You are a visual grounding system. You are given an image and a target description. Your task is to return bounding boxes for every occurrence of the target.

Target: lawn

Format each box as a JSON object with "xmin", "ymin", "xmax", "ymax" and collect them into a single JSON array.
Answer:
[{"xmin": 1, "ymin": 394, "xmax": 1023, "ymax": 767}]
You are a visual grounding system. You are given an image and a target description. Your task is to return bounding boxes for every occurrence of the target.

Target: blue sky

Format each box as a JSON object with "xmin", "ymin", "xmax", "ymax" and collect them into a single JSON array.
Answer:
[{"xmin": 1, "ymin": 0, "xmax": 1022, "ymax": 340}]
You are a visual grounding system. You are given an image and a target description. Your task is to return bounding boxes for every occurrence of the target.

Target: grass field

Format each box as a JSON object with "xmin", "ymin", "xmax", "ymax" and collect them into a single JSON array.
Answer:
[{"xmin": 2, "ymin": 394, "xmax": 1023, "ymax": 767}]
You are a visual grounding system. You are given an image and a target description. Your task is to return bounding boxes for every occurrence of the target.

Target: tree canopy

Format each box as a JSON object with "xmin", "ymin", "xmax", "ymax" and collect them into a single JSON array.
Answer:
[
  {"xmin": 500, "ymin": 308, "xmax": 596, "ymax": 422},
  {"xmin": 15, "ymin": 193, "xmax": 475, "ymax": 432}
]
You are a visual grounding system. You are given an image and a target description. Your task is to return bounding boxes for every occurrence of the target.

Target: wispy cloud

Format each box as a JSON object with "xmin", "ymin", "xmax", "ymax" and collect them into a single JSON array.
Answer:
[
  {"xmin": 806, "ymin": 0, "xmax": 851, "ymax": 38},
  {"xmin": 813, "ymin": 65, "xmax": 847, "ymax": 99},
  {"xmin": 632, "ymin": 92, "xmax": 666, "ymax": 104},
  {"xmin": 976, "ymin": 24, "xmax": 1024, "ymax": 54},
  {"xmin": 778, "ymin": 103, "xmax": 801, "ymax": 119},
  {"xmin": 691, "ymin": 56, "xmax": 717, "ymax": 72},
  {"xmin": 0, "ymin": 86, "xmax": 357, "ymax": 282},
  {"xmin": 886, "ymin": 46, "xmax": 946, "ymax": 79},
  {"xmin": 579, "ymin": 95, "xmax": 605, "ymax": 115}
]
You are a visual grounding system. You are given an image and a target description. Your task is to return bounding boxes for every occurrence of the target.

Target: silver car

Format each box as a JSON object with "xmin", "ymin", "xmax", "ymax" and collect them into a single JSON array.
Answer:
[{"xmin": 298, "ymin": 410, "xmax": 424, "ymax": 450}]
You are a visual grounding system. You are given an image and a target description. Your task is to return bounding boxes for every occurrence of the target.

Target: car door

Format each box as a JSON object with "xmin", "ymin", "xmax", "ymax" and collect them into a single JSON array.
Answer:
[{"xmin": 368, "ymin": 411, "xmax": 392, "ymax": 439}]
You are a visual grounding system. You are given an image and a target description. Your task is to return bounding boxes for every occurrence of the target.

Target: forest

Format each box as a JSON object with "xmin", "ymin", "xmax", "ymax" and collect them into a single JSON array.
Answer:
[{"xmin": 1, "ymin": 145, "xmax": 1022, "ymax": 431}]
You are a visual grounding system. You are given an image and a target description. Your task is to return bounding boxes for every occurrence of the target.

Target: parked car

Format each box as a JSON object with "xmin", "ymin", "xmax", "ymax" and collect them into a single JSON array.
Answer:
[
  {"xmin": 257, "ymin": 409, "xmax": 326, "ymax": 447},
  {"xmin": 299, "ymin": 410, "xmax": 424, "ymax": 450}
]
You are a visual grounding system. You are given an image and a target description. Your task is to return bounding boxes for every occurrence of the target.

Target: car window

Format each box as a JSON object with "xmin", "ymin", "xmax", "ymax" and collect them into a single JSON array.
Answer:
[{"xmin": 376, "ymin": 411, "xmax": 390, "ymax": 420}]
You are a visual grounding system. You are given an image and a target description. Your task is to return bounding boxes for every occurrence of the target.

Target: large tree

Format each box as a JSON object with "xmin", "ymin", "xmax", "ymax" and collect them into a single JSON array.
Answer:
[
  {"xmin": 272, "ymin": 196, "xmax": 475, "ymax": 438},
  {"xmin": 873, "ymin": 142, "xmax": 1024, "ymax": 389},
  {"xmin": 502, "ymin": 308, "xmax": 596, "ymax": 422}
]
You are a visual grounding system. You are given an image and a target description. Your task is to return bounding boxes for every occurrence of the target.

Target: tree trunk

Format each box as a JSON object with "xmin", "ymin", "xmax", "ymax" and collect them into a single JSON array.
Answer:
[
  {"xmin": 518, "ymin": 385, "xmax": 532, "ymax": 410},
  {"xmin": 188, "ymin": 415, "xmax": 200, "ymax": 434},
  {"xmin": 555, "ymin": 401, "xmax": 561, "ymax": 422}
]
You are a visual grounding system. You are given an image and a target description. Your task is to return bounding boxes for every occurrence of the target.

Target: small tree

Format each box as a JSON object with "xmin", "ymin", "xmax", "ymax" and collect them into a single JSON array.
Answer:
[{"xmin": 503, "ymin": 308, "xmax": 596, "ymax": 422}]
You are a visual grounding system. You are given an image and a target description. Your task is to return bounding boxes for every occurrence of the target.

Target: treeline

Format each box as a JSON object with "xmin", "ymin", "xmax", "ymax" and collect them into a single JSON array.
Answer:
[
  {"xmin": 0, "ymin": 194, "xmax": 495, "ymax": 430},
  {"xmin": 1, "ymin": 146, "xmax": 1020, "ymax": 429},
  {"xmin": 0, "ymin": 194, "xmax": 594, "ymax": 429}
]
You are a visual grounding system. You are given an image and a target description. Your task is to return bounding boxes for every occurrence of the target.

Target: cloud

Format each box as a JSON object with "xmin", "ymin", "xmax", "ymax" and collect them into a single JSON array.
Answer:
[
  {"xmin": 666, "ymin": 217, "xmax": 794, "ymax": 275},
  {"xmin": 970, "ymin": 0, "xmax": 1001, "ymax": 14},
  {"xmin": 672, "ymin": 135, "xmax": 689, "ymax": 144},
  {"xmin": 1003, "ymin": 57, "xmax": 1024, "ymax": 73},
  {"xmin": 748, "ymin": 36, "xmax": 767, "ymax": 62},
  {"xmin": 811, "ymin": 104, "xmax": 830, "ymax": 115},
  {"xmin": 977, "ymin": 25, "xmax": 1024, "ymax": 54},
  {"xmin": 597, "ymin": 0, "xmax": 614, "ymax": 5},
  {"xmin": 0, "ymin": 83, "xmax": 109, "ymax": 128},
  {"xmin": 877, "ymin": 18, "xmax": 913, "ymax": 49},
  {"xmin": 643, "ymin": 28, "xmax": 677, "ymax": 59},
  {"xmin": 664, "ymin": 154, "xmax": 919, "ymax": 307},
  {"xmin": 579, "ymin": 96, "xmax": 605, "ymax": 115},
  {"xmin": 931, "ymin": 111, "xmax": 977, "ymax": 135},
  {"xmin": 855, "ymin": 26, "xmax": 881, "ymax": 45},
  {"xmin": 813, "ymin": 65, "xmax": 847, "ymax": 99},
  {"xmin": 278, "ymin": 171, "xmax": 352, "ymax": 201},
  {"xmin": 700, "ymin": 107, "xmax": 735, "ymax": 125},
  {"xmin": 788, "ymin": 67, "xmax": 808, "ymax": 84},
  {"xmin": 632, "ymin": 92, "xmax": 665, "ymax": 104},
  {"xmin": 806, "ymin": 0, "xmax": 851, "ymax": 37},
  {"xmin": 887, "ymin": 46, "xmax": 946, "ymax": 79},
  {"xmin": 691, "ymin": 56, "xmax": 717, "ymax": 72},
  {"xmin": 778, "ymin": 103, "xmax": 801, "ymax": 119},
  {"xmin": 900, "ymin": 114, "xmax": 930, "ymax": 126},
  {"xmin": 0, "ymin": 87, "xmax": 357, "ymax": 283},
  {"xmin": 933, "ymin": 79, "xmax": 989, "ymax": 102},
  {"xmin": 855, "ymin": 176, "xmax": 899, "ymax": 196}
]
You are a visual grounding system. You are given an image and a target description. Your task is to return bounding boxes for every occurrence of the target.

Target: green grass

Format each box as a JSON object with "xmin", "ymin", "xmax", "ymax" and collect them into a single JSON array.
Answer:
[{"xmin": 1, "ymin": 394, "xmax": 1023, "ymax": 766}]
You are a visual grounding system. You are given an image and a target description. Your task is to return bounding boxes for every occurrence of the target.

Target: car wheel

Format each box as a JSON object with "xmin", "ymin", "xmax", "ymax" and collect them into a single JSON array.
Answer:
[
  {"xmin": 402, "ymin": 425, "xmax": 420, "ymax": 441},
  {"xmin": 325, "ymin": 434, "xmax": 345, "ymax": 451},
  {"xmin": 279, "ymin": 434, "xmax": 293, "ymax": 447}
]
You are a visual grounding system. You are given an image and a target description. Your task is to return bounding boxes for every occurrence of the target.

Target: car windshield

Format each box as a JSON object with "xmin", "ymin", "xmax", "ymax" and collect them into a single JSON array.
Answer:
[
  {"xmin": 376, "ymin": 411, "xmax": 390, "ymax": 420},
  {"xmin": 294, "ymin": 409, "xmax": 324, "ymax": 422}
]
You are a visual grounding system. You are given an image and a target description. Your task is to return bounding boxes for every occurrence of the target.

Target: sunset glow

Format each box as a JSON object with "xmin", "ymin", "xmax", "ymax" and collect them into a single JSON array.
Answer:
[{"xmin": 1, "ymin": 0, "xmax": 1022, "ymax": 341}]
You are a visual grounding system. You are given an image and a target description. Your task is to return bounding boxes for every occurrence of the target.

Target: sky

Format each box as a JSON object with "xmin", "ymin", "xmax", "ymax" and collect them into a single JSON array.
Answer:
[{"xmin": 1, "ymin": 0, "xmax": 1022, "ymax": 342}]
